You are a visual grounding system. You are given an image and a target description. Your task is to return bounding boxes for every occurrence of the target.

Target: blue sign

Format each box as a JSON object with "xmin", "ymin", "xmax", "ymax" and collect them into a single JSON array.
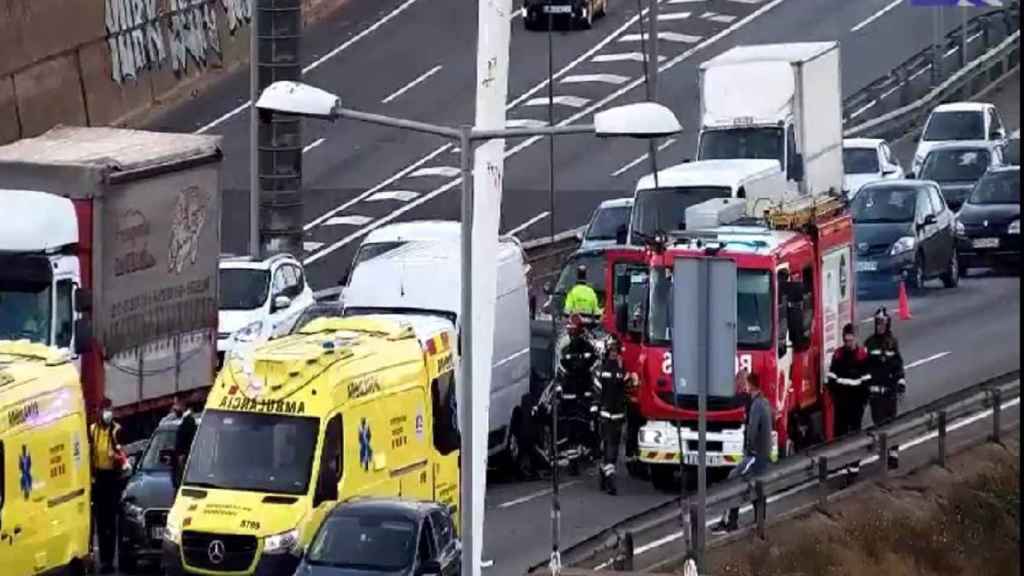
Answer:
[
  {"xmin": 358, "ymin": 419, "xmax": 373, "ymax": 471},
  {"xmin": 910, "ymin": 0, "xmax": 1003, "ymax": 6},
  {"xmin": 19, "ymin": 445, "xmax": 32, "ymax": 499}
]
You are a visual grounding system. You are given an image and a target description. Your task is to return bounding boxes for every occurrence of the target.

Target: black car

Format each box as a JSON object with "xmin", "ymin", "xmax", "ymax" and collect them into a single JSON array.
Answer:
[
  {"xmin": 293, "ymin": 499, "xmax": 460, "ymax": 576},
  {"xmin": 853, "ymin": 180, "xmax": 959, "ymax": 294},
  {"xmin": 523, "ymin": 0, "xmax": 607, "ymax": 30},
  {"xmin": 955, "ymin": 166, "xmax": 1020, "ymax": 273},
  {"xmin": 917, "ymin": 143, "xmax": 1005, "ymax": 211},
  {"xmin": 118, "ymin": 414, "xmax": 200, "ymax": 572}
]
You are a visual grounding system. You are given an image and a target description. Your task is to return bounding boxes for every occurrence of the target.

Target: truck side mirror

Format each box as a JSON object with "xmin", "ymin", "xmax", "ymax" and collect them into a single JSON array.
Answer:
[
  {"xmin": 786, "ymin": 304, "xmax": 806, "ymax": 350},
  {"xmin": 616, "ymin": 226, "xmax": 628, "ymax": 245},
  {"xmin": 615, "ymin": 301, "xmax": 629, "ymax": 334},
  {"xmin": 74, "ymin": 287, "xmax": 93, "ymax": 314},
  {"xmin": 788, "ymin": 153, "xmax": 805, "ymax": 182},
  {"xmin": 74, "ymin": 318, "xmax": 93, "ymax": 355}
]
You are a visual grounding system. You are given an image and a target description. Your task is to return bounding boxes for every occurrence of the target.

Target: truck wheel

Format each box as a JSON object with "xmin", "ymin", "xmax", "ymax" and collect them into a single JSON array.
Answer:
[
  {"xmin": 941, "ymin": 249, "xmax": 960, "ymax": 288},
  {"xmin": 502, "ymin": 410, "xmax": 536, "ymax": 480},
  {"xmin": 651, "ymin": 465, "xmax": 676, "ymax": 492}
]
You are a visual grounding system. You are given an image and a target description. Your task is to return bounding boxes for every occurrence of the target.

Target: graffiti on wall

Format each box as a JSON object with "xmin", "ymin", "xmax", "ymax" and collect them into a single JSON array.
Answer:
[{"xmin": 105, "ymin": 0, "xmax": 252, "ymax": 84}]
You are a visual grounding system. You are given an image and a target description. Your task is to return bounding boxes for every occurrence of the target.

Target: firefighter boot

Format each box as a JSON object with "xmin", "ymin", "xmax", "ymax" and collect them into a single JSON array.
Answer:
[
  {"xmin": 599, "ymin": 468, "xmax": 608, "ymax": 492},
  {"xmin": 606, "ymin": 472, "xmax": 618, "ymax": 496}
]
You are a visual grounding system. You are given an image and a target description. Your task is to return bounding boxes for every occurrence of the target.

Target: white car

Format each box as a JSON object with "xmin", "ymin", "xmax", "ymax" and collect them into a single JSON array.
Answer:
[
  {"xmin": 217, "ymin": 253, "xmax": 315, "ymax": 363},
  {"xmin": 577, "ymin": 197, "xmax": 634, "ymax": 250},
  {"xmin": 842, "ymin": 138, "xmax": 904, "ymax": 198},
  {"xmin": 913, "ymin": 102, "xmax": 1008, "ymax": 177}
]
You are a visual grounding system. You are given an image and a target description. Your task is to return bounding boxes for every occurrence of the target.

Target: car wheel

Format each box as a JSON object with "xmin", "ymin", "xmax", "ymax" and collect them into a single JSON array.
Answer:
[
  {"xmin": 502, "ymin": 410, "xmax": 536, "ymax": 480},
  {"xmin": 651, "ymin": 465, "xmax": 676, "ymax": 492},
  {"xmin": 908, "ymin": 255, "xmax": 926, "ymax": 292},
  {"xmin": 958, "ymin": 257, "xmax": 970, "ymax": 278},
  {"xmin": 941, "ymin": 248, "xmax": 960, "ymax": 288}
]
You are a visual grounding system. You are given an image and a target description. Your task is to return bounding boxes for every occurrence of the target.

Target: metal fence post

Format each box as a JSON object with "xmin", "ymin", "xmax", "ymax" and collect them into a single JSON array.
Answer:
[
  {"xmin": 878, "ymin": 432, "xmax": 889, "ymax": 484},
  {"xmin": 898, "ymin": 67, "xmax": 911, "ymax": 107},
  {"xmin": 990, "ymin": 388, "xmax": 1002, "ymax": 445},
  {"xmin": 816, "ymin": 456, "xmax": 829, "ymax": 510},
  {"xmin": 937, "ymin": 410, "xmax": 947, "ymax": 468},
  {"xmin": 754, "ymin": 480, "xmax": 767, "ymax": 540},
  {"xmin": 613, "ymin": 531, "xmax": 634, "ymax": 571}
]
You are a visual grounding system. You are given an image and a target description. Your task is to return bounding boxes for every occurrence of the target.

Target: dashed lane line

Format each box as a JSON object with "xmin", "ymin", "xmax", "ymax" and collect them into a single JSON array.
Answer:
[
  {"xmin": 382, "ymin": 65, "xmax": 444, "ymax": 104},
  {"xmin": 366, "ymin": 190, "xmax": 421, "ymax": 202},
  {"xmin": 506, "ymin": 211, "xmax": 552, "ymax": 237},
  {"xmin": 302, "ymin": 138, "xmax": 326, "ymax": 153},
  {"xmin": 851, "ymin": 0, "xmax": 903, "ymax": 34},
  {"xmin": 560, "ymin": 73, "xmax": 631, "ymax": 85},
  {"xmin": 410, "ymin": 166, "xmax": 461, "ymax": 178},
  {"xmin": 325, "ymin": 215, "xmax": 374, "ymax": 227},
  {"xmin": 592, "ymin": 52, "xmax": 666, "ymax": 63},
  {"xmin": 620, "ymin": 31, "xmax": 702, "ymax": 43},
  {"xmin": 524, "ymin": 95, "xmax": 591, "ymax": 108}
]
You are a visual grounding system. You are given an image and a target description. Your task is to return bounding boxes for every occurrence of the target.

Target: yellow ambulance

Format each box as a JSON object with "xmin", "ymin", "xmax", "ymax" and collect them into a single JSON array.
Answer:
[
  {"xmin": 162, "ymin": 315, "xmax": 460, "ymax": 575},
  {"xmin": 0, "ymin": 341, "xmax": 91, "ymax": 576}
]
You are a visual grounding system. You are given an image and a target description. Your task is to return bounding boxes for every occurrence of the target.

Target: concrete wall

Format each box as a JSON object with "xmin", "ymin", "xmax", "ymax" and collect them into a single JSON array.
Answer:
[{"xmin": 0, "ymin": 0, "xmax": 341, "ymax": 144}]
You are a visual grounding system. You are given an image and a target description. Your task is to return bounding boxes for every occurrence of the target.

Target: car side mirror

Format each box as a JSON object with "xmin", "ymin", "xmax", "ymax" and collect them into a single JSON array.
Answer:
[
  {"xmin": 616, "ymin": 226, "xmax": 628, "ymax": 245},
  {"xmin": 575, "ymin": 230, "xmax": 584, "ymax": 242},
  {"xmin": 882, "ymin": 166, "xmax": 897, "ymax": 176},
  {"xmin": 920, "ymin": 214, "xmax": 938, "ymax": 229},
  {"xmin": 272, "ymin": 295, "xmax": 292, "ymax": 313},
  {"xmin": 74, "ymin": 318, "xmax": 93, "ymax": 355},
  {"xmin": 992, "ymin": 129, "xmax": 1006, "ymax": 141},
  {"xmin": 338, "ymin": 268, "xmax": 350, "ymax": 287},
  {"xmin": 418, "ymin": 560, "xmax": 442, "ymax": 576}
]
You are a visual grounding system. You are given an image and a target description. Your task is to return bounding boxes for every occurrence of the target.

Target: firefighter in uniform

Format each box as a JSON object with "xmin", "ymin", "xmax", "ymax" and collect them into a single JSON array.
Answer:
[
  {"xmin": 559, "ymin": 314, "xmax": 599, "ymax": 472},
  {"xmin": 865, "ymin": 307, "xmax": 905, "ymax": 469},
  {"xmin": 595, "ymin": 335, "xmax": 637, "ymax": 495},
  {"xmin": 827, "ymin": 323, "xmax": 870, "ymax": 481}
]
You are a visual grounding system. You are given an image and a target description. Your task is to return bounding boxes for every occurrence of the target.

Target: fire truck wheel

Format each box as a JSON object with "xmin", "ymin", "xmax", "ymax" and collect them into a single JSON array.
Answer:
[{"xmin": 651, "ymin": 465, "xmax": 677, "ymax": 492}]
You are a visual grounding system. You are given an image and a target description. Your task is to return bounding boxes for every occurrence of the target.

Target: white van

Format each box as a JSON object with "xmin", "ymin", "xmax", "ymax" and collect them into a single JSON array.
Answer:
[
  {"xmin": 628, "ymin": 159, "xmax": 786, "ymax": 243},
  {"xmin": 343, "ymin": 221, "xmax": 534, "ymax": 475}
]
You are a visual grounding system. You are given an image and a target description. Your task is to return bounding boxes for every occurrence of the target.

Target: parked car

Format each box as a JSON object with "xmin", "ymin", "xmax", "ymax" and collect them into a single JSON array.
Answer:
[
  {"xmin": 852, "ymin": 180, "xmax": 959, "ymax": 293},
  {"xmin": 294, "ymin": 499, "xmax": 460, "ymax": 576},
  {"xmin": 912, "ymin": 102, "xmax": 1008, "ymax": 176},
  {"xmin": 917, "ymin": 142, "xmax": 1005, "ymax": 211},
  {"xmin": 577, "ymin": 197, "xmax": 633, "ymax": 250},
  {"xmin": 955, "ymin": 166, "xmax": 1020, "ymax": 274},
  {"xmin": 217, "ymin": 253, "xmax": 315, "ymax": 365},
  {"xmin": 842, "ymin": 138, "xmax": 904, "ymax": 198},
  {"xmin": 523, "ymin": 0, "xmax": 607, "ymax": 30},
  {"xmin": 118, "ymin": 413, "xmax": 202, "ymax": 572}
]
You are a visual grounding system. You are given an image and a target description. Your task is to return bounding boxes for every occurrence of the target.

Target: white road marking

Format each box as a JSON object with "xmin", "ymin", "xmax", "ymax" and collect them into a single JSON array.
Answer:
[
  {"xmin": 302, "ymin": 138, "xmax": 326, "ymax": 154},
  {"xmin": 303, "ymin": 241, "xmax": 324, "ymax": 252},
  {"xmin": 560, "ymin": 73, "xmax": 631, "ymax": 85},
  {"xmin": 482, "ymin": 560, "xmax": 495, "ymax": 569},
  {"xmin": 668, "ymin": 0, "xmax": 705, "ymax": 3},
  {"xmin": 851, "ymin": 0, "xmax": 903, "ymax": 33},
  {"xmin": 304, "ymin": 143, "xmax": 451, "ymax": 230},
  {"xmin": 849, "ymin": 99, "xmax": 878, "ymax": 120},
  {"xmin": 621, "ymin": 31, "xmax": 702, "ymax": 43},
  {"xmin": 196, "ymin": 0, "xmax": 422, "ymax": 134},
  {"xmin": 506, "ymin": 119, "xmax": 548, "ymax": 128},
  {"xmin": 410, "ymin": 166, "xmax": 461, "ymax": 178},
  {"xmin": 366, "ymin": 190, "xmax": 421, "ymax": 202},
  {"xmin": 506, "ymin": 211, "xmax": 551, "ymax": 237},
  {"xmin": 592, "ymin": 52, "xmax": 666, "ymax": 63},
  {"xmin": 658, "ymin": 11, "xmax": 692, "ymax": 21},
  {"xmin": 905, "ymin": 351, "xmax": 952, "ymax": 370},
  {"xmin": 701, "ymin": 11, "xmax": 738, "ymax": 23},
  {"xmin": 611, "ymin": 138, "xmax": 678, "ymax": 177},
  {"xmin": 525, "ymin": 95, "xmax": 591, "ymax": 108},
  {"xmin": 496, "ymin": 481, "xmax": 583, "ymax": 509},
  {"xmin": 325, "ymin": 215, "xmax": 374, "ymax": 227},
  {"xmin": 304, "ymin": 0, "xmax": 787, "ymax": 264},
  {"xmin": 381, "ymin": 65, "xmax": 443, "ymax": 104},
  {"xmin": 727, "ymin": 0, "xmax": 766, "ymax": 3},
  {"xmin": 909, "ymin": 64, "xmax": 933, "ymax": 82}
]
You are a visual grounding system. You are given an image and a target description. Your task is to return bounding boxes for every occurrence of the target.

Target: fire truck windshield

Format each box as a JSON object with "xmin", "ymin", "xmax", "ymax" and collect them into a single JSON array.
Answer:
[
  {"xmin": 647, "ymin": 267, "xmax": 772, "ymax": 349},
  {"xmin": 632, "ymin": 186, "xmax": 732, "ymax": 237}
]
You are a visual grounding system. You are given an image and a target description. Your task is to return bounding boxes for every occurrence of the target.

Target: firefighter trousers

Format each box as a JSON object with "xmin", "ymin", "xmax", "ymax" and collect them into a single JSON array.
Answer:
[
  {"xmin": 870, "ymin": 394, "xmax": 900, "ymax": 460},
  {"xmin": 601, "ymin": 416, "xmax": 624, "ymax": 477}
]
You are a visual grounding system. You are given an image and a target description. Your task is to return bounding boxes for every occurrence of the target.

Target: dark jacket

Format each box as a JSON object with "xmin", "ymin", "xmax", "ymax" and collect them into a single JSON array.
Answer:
[
  {"xmin": 175, "ymin": 412, "xmax": 198, "ymax": 459},
  {"xmin": 560, "ymin": 336, "xmax": 598, "ymax": 398},
  {"xmin": 827, "ymin": 346, "xmax": 871, "ymax": 390},
  {"xmin": 864, "ymin": 334, "xmax": 906, "ymax": 396},
  {"xmin": 744, "ymin": 393, "xmax": 773, "ymax": 462},
  {"xmin": 596, "ymin": 358, "xmax": 628, "ymax": 419}
]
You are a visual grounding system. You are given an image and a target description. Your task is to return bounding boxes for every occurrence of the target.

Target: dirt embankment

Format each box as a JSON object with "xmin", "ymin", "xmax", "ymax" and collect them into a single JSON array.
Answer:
[{"xmin": 696, "ymin": 435, "xmax": 1020, "ymax": 576}]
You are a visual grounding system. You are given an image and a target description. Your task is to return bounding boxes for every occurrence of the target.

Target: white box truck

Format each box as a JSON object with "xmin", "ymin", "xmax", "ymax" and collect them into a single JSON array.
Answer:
[{"xmin": 697, "ymin": 42, "xmax": 844, "ymax": 201}]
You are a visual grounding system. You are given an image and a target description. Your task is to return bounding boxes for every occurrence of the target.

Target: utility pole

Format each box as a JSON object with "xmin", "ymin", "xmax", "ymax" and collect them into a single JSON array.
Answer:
[
  {"xmin": 255, "ymin": 0, "xmax": 303, "ymax": 258},
  {"xmin": 648, "ymin": 0, "xmax": 659, "ymax": 100}
]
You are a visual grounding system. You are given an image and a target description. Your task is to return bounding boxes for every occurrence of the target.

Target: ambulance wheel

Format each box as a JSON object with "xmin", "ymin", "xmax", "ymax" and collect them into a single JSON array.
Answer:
[
  {"xmin": 651, "ymin": 465, "xmax": 676, "ymax": 492},
  {"xmin": 626, "ymin": 459, "xmax": 649, "ymax": 479},
  {"xmin": 118, "ymin": 549, "xmax": 137, "ymax": 574}
]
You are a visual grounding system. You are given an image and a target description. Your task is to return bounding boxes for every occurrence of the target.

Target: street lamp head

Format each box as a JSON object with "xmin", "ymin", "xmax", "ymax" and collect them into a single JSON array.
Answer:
[
  {"xmin": 594, "ymin": 102, "xmax": 682, "ymax": 139},
  {"xmin": 255, "ymin": 81, "xmax": 342, "ymax": 120}
]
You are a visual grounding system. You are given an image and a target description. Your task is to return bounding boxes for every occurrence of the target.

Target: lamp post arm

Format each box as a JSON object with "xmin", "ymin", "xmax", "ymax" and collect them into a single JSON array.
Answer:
[{"xmin": 334, "ymin": 107, "xmax": 463, "ymax": 139}]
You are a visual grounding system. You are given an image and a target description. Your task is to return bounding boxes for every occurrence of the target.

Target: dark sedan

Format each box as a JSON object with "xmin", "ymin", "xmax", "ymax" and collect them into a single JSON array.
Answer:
[
  {"xmin": 955, "ymin": 166, "xmax": 1020, "ymax": 273},
  {"xmin": 853, "ymin": 181, "xmax": 960, "ymax": 294},
  {"xmin": 917, "ymin": 143, "xmax": 1004, "ymax": 211},
  {"xmin": 293, "ymin": 499, "xmax": 460, "ymax": 576}
]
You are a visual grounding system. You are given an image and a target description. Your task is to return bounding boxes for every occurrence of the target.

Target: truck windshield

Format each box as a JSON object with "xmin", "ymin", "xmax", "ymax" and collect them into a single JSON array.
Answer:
[
  {"xmin": 307, "ymin": 514, "xmax": 417, "ymax": 572},
  {"xmin": 699, "ymin": 127, "xmax": 784, "ymax": 164},
  {"xmin": 184, "ymin": 410, "xmax": 319, "ymax": 495},
  {"xmin": 0, "ymin": 282, "xmax": 52, "ymax": 345},
  {"xmin": 647, "ymin": 267, "xmax": 772, "ymax": 349},
  {"xmin": 219, "ymin": 269, "xmax": 270, "ymax": 311},
  {"xmin": 632, "ymin": 187, "xmax": 732, "ymax": 237}
]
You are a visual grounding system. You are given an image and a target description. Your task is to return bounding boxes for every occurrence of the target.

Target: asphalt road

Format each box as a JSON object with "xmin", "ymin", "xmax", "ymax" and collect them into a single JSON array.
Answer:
[{"xmin": 129, "ymin": 1, "xmax": 1019, "ymax": 575}]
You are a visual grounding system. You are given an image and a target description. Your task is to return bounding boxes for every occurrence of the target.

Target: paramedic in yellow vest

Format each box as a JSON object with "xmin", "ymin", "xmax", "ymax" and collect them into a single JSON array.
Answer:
[
  {"xmin": 90, "ymin": 397, "xmax": 123, "ymax": 574},
  {"xmin": 563, "ymin": 265, "xmax": 602, "ymax": 317}
]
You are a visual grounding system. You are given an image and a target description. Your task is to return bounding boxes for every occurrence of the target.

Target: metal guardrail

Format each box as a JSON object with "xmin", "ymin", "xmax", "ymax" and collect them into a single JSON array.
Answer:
[
  {"xmin": 844, "ymin": 3, "xmax": 1020, "ymax": 140},
  {"xmin": 531, "ymin": 372, "xmax": 1021, "ymax": 573}
]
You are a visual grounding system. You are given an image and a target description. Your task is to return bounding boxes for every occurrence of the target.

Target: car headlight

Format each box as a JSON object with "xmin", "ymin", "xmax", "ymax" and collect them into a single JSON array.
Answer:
[
  {"xmin": 164, "ymin": 521, "xmax": 182, "ymax": 545},
  {"xmin": 123, "ymin": 501, "xmax": 145, "ymax": 523},
  {"xmin": 890, "ymin": 236, "xmax": 916, "ymax": 256},
  {"xmin": 233, "ymin": 320, "xmax": 265, "ymax": 344},
  {"xmin": 1010, "ymin": 219, "xmax": 1020, "ymax": 235},
  {"xmin": 955, "ymin": 219, "xmax": 966, "ymax": 236},
  {"xmin": 264, "ymin": 528, "xmax": 299, "ymax": 554}
]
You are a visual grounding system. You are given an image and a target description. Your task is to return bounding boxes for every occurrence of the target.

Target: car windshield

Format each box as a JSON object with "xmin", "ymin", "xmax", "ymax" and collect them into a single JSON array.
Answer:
[
  {"xmin": 923, "ymin": 111, "xmax": 985, "ymax": 141},
  {"xmin": 219, "ymin": 268, "xmax": 270, "ymax": 311},
  {"xmin": 920, "ymin": 148, "xmax": 991, "ymax": 182},
  {"xmin": 553, "ymin": 253, "xmax": 607, "ymax": 320},
  {"xmin": 843, "ymin": 148, "xmax": 880, "ymax": 174},
  {"xmin": 307, "ymin": 514, "xmax": 417, "ymax": 572},
  {"xmin": 284, "ymin": 304, "xmax": 346, "ymax": 336},
  {"xmin": 852, "ymin": 186, "xmax": 918, "ymax": 223},
  {"xmin": 0, "ymin": 281, "xmax": 52, "ymax": 345},
  {"xmin": 183, "ymin": 410, "xmax": 319, "ymax": 494},
  {"xmin": 969, "ymin": 170, "xmax": 1020, "ymax": 205},
  {"xmin": 140, "ymin": 429, "xmax": 177, "ymax": 471},
  {"xmin": 699, "ymin": 127, "xmax": 784, "ymax": 164},
  {"xmin": 586, "ymin": 205, "xmax": 632, "ymax": 241},
  {"xmin": 647, "ymin": 267, "xmax": 772, "ymax": 348},
  {"xmin": 352, "ymin": 241, "xmax": 409, "ymax": 268},
  {"xmin": 632, "ymin": 186, "xmax": 732, "ymax": 237}
]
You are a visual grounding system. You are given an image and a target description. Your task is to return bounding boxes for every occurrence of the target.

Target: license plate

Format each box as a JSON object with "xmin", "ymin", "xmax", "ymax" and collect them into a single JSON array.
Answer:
[
  {"xmin": 150, "ymin": 527, "xmax": 165, "ymax": 540},
  {"xmin": 683, "ymin": 453, "xmax": 725, "ymax": 466},
  {"xmin": 973, "ymin": 237, "xmax": 999, "ymax": 249},
  {"xmin": 856, "ymin": 260, "xmax": 878, "ymax": 272},
  {"xmin": 542, "ymin": 5, "xmax": 573, "ymax": 13}
]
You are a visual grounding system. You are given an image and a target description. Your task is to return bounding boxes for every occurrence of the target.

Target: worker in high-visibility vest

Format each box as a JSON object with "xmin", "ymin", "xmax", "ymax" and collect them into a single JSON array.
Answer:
[
  {"xmin": 563, "ymin": 265, "xmax": 601, "ymax": 317},
  {"xmin": 89, "ymin": 398, "xmax": 124, "ymax": 574}
]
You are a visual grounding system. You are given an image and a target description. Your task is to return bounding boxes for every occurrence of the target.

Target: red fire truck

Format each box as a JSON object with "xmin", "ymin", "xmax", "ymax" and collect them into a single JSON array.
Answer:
[{"xmin": 604, "ymin": 197, "xmax": 855, "ymax": 490}]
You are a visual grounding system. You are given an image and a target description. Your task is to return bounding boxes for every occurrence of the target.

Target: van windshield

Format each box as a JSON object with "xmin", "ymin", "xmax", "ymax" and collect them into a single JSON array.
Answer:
[
  {"xmin": 184, "ymin": 410, "xmax": 319, "ymax": 495},
  {"xmin": 0, "ymin": 282, "xmax": 52, "ymax": 345},
  {"xmin": 632, "ymin": 187, "xmax": 732, "ymax": 238}
]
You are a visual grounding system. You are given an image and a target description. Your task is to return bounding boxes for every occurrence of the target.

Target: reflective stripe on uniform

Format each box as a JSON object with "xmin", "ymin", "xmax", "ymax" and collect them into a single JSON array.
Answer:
[{"xmin": 599, "ymin": 411, "xmax": 625, "ymax": 420}]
